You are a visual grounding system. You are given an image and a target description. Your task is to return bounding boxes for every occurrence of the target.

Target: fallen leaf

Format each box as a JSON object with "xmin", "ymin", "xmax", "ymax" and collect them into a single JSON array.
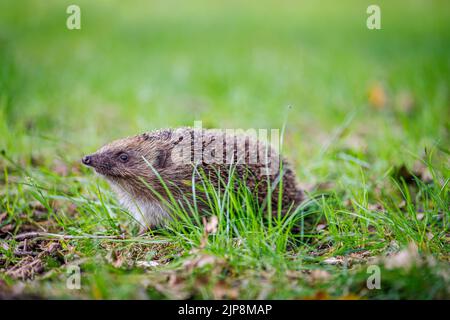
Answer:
[
  {"xmin": 203, "ymin": 215, "xmax": 218, "ymax": 234},
  {"xmin": 183, "ymin": 254, "xmax": 217, "ymax": 271},
  {"xmin": 286, "ymin": 270, "xmax": 304, "ymax": 280},
  {"xmin": 384, "ymin": 242, "xmax": 420, "ymax": 270},
  {"xmin": 412, "ymin": 161, "xmax": 433, "ymax": 183},
  {"xmin": 368, "ymin": 203, "xmax": 385, "ymax": 212},
  {"xmin": 368, "ymin": 83, "xmax": 387, "ymax": 110},
  {"xmin": 310, "ymin": 269, "xmax": 331, "ymax": 283},
  {"xmin": 196, "ymin": 255, "xmax": 216, "ymax": 268},
  {"xmin": 0, "ymin": 224, "xmax": 14, "ymax": 234},
  {"xmin": 212, "ymin": 280, "xmax": 239, "ymax": 299},
  {"xmin": 0, "ymin": 212, "xmax": 7, "ymax": 223}
]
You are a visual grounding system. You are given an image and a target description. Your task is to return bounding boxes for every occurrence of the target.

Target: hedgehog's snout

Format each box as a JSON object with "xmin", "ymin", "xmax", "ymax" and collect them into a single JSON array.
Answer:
[
  {"xmin": 82, "ymin": 155, "xmax": 92, "ymax": 166},
  {"xmin": 82, "ymin": 153, "xmax": 114, "ymax": 175}
]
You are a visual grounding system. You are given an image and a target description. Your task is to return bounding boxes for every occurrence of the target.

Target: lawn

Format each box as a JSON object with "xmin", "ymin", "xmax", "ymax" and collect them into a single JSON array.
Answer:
[{"xmin": 0, "ymin": 0, "xmax": 449, "ymax": 299}]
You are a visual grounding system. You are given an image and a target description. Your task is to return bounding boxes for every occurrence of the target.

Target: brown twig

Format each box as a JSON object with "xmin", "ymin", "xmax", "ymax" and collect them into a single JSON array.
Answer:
[{"xmin": 13, "ymin": 250, "xmax": 37, "ymax": 257}]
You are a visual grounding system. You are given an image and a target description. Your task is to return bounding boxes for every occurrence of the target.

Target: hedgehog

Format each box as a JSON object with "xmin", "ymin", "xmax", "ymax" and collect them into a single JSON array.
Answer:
[{"xmin": 82, "ymin": 128, "xmax": 304, "ymax": 231}]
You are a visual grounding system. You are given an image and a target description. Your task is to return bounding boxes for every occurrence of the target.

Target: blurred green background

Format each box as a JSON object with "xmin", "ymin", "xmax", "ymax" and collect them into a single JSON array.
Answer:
[
  {"xmin": 0, "ymin": 0, "xmax": 449, "ymax": 300},
  {"xmin": 0, "ymin": 0, "xmax": 449, "ymax": 180}
]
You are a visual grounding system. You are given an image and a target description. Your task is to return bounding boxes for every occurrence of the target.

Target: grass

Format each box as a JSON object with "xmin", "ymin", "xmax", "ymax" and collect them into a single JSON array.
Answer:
[{"xmin": 0, "ymin": 0, "xmax": 449, "ymax": 299}]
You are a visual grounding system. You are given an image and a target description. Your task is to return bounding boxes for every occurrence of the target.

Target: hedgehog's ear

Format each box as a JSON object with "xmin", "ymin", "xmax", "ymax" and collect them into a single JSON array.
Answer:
[{"xmin": 155, "ymin": 149, "xmax": 169, "ymax": 168}]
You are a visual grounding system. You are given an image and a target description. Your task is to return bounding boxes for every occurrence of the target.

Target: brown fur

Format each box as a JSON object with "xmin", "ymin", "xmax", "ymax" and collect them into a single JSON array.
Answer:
[{"xmin": 82, "ymin": 128, "xmax": 304, "ymax": 228}]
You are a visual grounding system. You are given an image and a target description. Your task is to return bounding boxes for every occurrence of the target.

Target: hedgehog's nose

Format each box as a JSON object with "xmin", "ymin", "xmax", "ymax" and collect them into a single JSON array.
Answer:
[{"xmin": 82, "ymin": 155, "xmax": 92, "ymax": 166}]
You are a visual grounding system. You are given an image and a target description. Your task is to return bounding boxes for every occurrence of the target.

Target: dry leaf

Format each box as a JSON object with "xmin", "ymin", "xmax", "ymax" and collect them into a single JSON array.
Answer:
[
  {"xmin": 196, "ymin": 255, "xmax": 216, "ymax": 268},
  {"xmin": 323, "ymin": 252, "xmax": 370, "ymax": 266},
  {"xmin": 412, "ymin": 161, "xmax": 433, "ymax": 183},
  {"xmin": 368, "ymin": 83, "xmax": 387, "ymax": 110},
  {"xmin": 384, "ymin": 242, "xmax": 420, "ymax": 270},
  {"xmin": 212, "ymin": 280, "xmax": 239, "ymax": 299},
  {"xmin": 0, "ymin": 212, "xmax": 7, "ymax": 223},
  {"xmin": 0, "ymin": 224, "xmax": 14, "ymax": 234},
  {"xmin": 310, "ymin": 269, "xmax": 331, "ymax": 283},
  {"xmin": 203, "ymin": 215, "xmax": 218, "ymax": 234},
  {"xmin": 106, "ymin": 250, "xmax": 124, "ymax": 268},
  {"xmin": 183, "ymin": 254, "xmax": 216, "ymax": 271},
  {"xmin": 368, "ymin": 203, "xmax": 385, "ymax": 212}
]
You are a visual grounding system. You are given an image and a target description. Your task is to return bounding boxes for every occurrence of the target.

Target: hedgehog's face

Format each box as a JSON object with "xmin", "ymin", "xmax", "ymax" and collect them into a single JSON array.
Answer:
[{"xmin": 82, "ymin": 134, "xmax": 172, "ymax": 182}]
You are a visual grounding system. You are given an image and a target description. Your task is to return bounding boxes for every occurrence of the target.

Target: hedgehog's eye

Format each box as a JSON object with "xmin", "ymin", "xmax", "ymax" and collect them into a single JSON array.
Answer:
[{"xmin": 118, "ymin": 152, "xmax": 129, "ymax": 163}]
